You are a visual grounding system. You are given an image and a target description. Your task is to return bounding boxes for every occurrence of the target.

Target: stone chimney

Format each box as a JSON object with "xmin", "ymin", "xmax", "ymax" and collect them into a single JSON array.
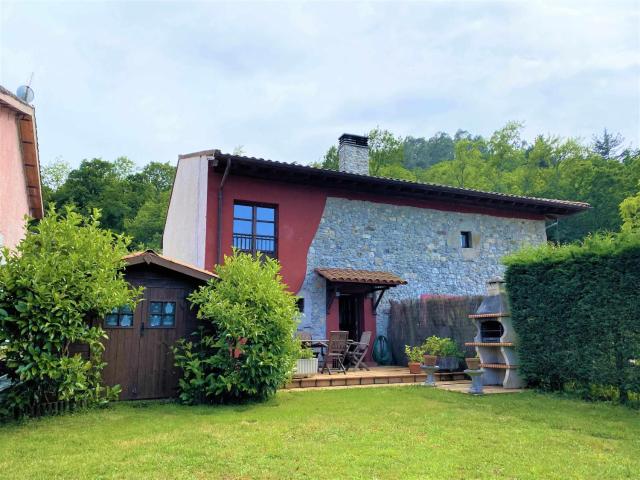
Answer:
[{"xmin": 338, "ymin": 133, "xmax": 369, "ymax": 175}]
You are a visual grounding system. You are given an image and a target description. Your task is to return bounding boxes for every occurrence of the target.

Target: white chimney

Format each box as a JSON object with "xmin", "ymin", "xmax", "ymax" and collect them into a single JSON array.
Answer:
[{"xmin": 338, "ymin": 133, "xmax": 369, "ymax": 175}]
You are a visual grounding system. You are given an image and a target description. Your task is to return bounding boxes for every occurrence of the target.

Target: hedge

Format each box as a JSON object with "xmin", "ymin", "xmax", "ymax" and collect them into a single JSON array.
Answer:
[{"xmin": 503, "ymin": 232, "xmax": 640, "ymax": 405}]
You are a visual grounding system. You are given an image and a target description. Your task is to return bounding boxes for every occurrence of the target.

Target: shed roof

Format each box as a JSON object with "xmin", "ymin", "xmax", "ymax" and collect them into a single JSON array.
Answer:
[
  {"xmin": 123, "ymin": 250, "xmax": 217, "ymax": 282},
  {"xmin": 315, "ymin": 268, "xmax": 407, "ymax": 286}
]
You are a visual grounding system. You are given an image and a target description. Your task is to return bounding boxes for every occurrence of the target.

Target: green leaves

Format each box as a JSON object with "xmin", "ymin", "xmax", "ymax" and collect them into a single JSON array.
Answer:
[
  {"xmin": 173, "ymin": 250, "xmax": 299, "ymax": 404},
  {"xmin": 0, "ymin": 207, "xmax": 140, "ymax": 418},
  {"xmin": 505, "ymin": 232, "xmax": 640, "ymax": 405}
]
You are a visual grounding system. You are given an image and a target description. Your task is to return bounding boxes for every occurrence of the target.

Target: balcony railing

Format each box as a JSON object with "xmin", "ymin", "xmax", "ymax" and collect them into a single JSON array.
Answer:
[{"xmin": 233, "ymin": 233, "xmax": 276, "ymax": 257}]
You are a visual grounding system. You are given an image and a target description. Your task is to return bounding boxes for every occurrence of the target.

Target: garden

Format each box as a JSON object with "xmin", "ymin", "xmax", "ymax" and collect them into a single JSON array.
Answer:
[{"xmin": 1, "ymin": 387, "xmax": 639, "ymax": 479}]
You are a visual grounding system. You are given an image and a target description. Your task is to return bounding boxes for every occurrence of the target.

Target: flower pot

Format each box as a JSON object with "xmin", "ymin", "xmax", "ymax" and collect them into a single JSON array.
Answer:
[
  {"xmin": 465, "ymin": 357, "xmax": 481, "ymax": 370},
  {"xmin": 423, "ymin": 354, "xmax": 437, "ymax": 367},
  {"xmin": 438, "ymin": 356, "xmax": 460, "ymax": 371},
  {"xmin": 408, "ymin": 362, "xmax": 422, "ymax": 374},
  {"xmin": 294, "ymin": 358, "xmax": 319, "ymax": 378}
]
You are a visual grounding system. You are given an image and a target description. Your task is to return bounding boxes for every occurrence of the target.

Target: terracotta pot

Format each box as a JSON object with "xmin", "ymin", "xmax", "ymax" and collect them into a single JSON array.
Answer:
[
  {"xmin": 466, "ymin": 357, "xmax": 481, "ymax": 370},
  {"xmin": 408, "ymin": 362, "xmax": 422, "ymax": 374},
  {"xmin": 423, "ymin": 354, "xmax": 437, "ymax": 367}
]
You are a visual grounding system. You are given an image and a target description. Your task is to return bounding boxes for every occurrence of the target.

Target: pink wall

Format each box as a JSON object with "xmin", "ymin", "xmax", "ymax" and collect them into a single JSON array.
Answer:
[{"xmin": 0, "ymin": 107, "xmax": 29, "ymax": 251}]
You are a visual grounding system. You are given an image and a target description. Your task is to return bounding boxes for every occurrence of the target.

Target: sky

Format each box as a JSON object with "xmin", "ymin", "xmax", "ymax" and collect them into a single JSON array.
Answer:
[{"xmin": 1, "ymin": 1, "xmax": 639, "ymax": 169}]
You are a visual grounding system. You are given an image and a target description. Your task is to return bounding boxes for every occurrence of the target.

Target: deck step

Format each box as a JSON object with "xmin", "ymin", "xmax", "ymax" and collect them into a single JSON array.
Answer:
[{"xmin": 284, "ymin": 368, "xmax": 469, "ymax": 390}]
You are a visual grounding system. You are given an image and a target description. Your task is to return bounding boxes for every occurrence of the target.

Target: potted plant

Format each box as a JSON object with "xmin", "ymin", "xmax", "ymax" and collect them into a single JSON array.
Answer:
[
  {"xmin": 294, "ymin": 346, "xmax": 318, "ymax": 378},
  {"xmin": 404, "ymin": 345, "xmax": 424, "ymax": 374},
  {"xmin": 423, "ymin": 336, "xmax": 462, "ymax": 371},
  {"xmin": 465, "ymin": 354, "xmax": 481, "ymax": 371}
]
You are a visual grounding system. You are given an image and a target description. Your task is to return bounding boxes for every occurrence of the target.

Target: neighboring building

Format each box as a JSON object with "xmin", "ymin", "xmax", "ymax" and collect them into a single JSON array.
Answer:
[
  {"xmin": 163, "ymin": 134, "xmax": 589, "ymax": 342},
  {"xmin": 0, "ymin": 85, "xmax": 43, "ymax": 251},
  {"xmin": 101, "ymin": 250, "xmax": 217, "ymax": 400}
]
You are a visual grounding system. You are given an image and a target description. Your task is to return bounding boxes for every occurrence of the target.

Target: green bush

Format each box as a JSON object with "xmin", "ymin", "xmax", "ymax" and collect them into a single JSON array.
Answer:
[
  {"xmin": 504, "ymin": 231, "xmax": 640, "ymax": 405},
  {"xmin": 422, "ymin": 336, "xmax": 463, "ymax": 358},
  {"xmin": 404, "ymin": 345, "xmax": 424, "ymax": 363},
  {"xmin": 173, "ymin": 250, "xmax": 300, "ymax": 404},
  {"xmin": 0, "ymin": 208, "xmax": 140, "ymax": 418}
]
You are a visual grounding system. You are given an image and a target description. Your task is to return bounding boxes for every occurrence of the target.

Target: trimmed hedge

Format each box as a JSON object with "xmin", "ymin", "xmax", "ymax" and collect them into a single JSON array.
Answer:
[{"xmin": 504, "ymin": 233, "xmax": 640, "ymax": 405}]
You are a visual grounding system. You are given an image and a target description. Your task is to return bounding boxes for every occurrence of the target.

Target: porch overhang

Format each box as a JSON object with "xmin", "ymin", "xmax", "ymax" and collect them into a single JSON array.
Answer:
[{"xmin": 315, "ymin": 268, "xmax": 407, "ymax": 313}]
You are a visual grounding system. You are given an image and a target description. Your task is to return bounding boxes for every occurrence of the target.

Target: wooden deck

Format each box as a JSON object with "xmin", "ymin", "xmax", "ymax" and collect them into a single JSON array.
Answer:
[
  {"xmin": 285, "ymin": 366, "xmax": 466, "ymax": 389},
  {"xmin": 284, "ymin": 366, "xmax": 524, "ymax": 394}
]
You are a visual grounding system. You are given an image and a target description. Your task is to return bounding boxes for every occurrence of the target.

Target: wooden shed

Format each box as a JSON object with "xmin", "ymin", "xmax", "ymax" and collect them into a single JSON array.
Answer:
[{"xmin": 101, "ymin": 250, "xmax": 216, "ymax": 400}]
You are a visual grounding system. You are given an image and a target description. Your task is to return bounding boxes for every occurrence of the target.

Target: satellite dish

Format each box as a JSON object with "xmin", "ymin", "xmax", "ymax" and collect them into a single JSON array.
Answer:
[{"xmin": 16, "ymin": 85, "xmax": 34, "ymax": 103}]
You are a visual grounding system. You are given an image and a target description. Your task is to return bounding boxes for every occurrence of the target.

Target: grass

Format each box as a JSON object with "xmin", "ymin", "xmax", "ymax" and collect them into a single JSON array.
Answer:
[{"xmin": 1, "ymin": 387, "xmax": 639, "ymax": 479}]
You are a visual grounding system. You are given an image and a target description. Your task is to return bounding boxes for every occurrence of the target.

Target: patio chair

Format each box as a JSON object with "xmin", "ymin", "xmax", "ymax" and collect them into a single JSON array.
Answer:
[
  {"xmin": 321, "ymin": 331, "xmax": 349, "ymax": 375},
  {"xmin": 345, "ymin": 331, "xmax": 372, "ymax": 371},
  {"xmin": 297, "ymin": 331, "xmax": 320, "ymax": 358}
]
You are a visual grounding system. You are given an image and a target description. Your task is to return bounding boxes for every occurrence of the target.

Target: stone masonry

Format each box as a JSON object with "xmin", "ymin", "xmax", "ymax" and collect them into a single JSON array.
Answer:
[{"xmin": 297, "ymin": 197, "xmax": 547, "ymax": 338}]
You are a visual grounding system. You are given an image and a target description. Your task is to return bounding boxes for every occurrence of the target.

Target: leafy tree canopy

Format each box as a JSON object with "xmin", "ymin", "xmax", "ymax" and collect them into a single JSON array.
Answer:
[{"xmin": 44, "ymin": 158, "xmax": 175, "ymax": 250}]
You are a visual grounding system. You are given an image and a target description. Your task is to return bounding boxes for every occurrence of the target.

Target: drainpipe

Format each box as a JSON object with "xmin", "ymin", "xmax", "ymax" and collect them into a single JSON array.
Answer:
[{"xmin": 216, "ymin": 157, "xmax": 232, "ymax": 265}]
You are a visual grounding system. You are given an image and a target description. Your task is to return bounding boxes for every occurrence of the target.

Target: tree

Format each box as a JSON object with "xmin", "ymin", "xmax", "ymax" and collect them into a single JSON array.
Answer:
[
  {"xmin": 314, "ymin": 145, "xmax": 339, "ymax": 170},
  {"xmin": 125, "ymin": 190, "xmax": 171, "ymax": 250},
  {"xmin": 592, "ymin": 129, "xmax": 625, "ymax": 160},
  {"xmin": 0, "ymin": 207, "xmax": 140, "ymax": 418},
  {"xmin": 172, "ymin": 251, "xmax": 300, "ymax": 404},
  {"xmin": 368, "ymin": 127, "xmax": 404, "ymax": 176},
  {"xmin": 620, "ymin": 183, "xmax": 640, "ymax": 232},
  {"xmin": 41, "ymin": 158, "xmax": 71, "ymax": 204}
]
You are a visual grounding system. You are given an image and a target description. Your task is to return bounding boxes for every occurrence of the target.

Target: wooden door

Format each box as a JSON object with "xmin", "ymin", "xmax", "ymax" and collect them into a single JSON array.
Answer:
[
  {"xmin": 339, "ymin": 294, "xmax": 364, "ymax": 341},
  {"xmin": 101, "ymin": 303, "xmax": 143, "ymax": 400},
  {"xmin": 135, "ymin": 288, "xmax": 184, "ymax": 399},
  {"xmin": 102, "ymin": 287, "xmax": 186, "ymax": 400}
]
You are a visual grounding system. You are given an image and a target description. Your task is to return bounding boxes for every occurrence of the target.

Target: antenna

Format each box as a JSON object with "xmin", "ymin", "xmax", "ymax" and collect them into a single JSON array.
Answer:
[{"xmin": 16, "ymin": 72, "xmax": 35, "ymax": 103}]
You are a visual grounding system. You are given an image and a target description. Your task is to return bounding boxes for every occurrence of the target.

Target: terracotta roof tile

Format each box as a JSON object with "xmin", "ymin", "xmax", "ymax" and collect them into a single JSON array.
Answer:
[{"xmin": 315, "ymin": 268, "xmax": 407, "ymax": 286}]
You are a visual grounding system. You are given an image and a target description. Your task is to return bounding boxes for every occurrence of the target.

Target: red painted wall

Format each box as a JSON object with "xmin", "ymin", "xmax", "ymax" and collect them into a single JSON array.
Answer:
[
  {"xmin": 204, "ymin": 167, "xmax": 546, "ymax": 293},
  {"xmin": 204, "ymin": 171, "xmax": 327, "ymax": 292}
]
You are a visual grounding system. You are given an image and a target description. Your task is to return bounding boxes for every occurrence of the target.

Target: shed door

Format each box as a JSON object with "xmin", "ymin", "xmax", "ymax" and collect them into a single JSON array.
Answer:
[
  {"xmin": 136, "ymin": 288, "xmax": 184, "ymax": 399},
  {"xmin": 102, "ymin": 287, "xmax": 185, "ymax": 400}
]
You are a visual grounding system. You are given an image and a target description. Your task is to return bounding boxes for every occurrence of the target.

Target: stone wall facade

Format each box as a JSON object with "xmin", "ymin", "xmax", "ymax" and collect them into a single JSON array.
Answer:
[{"xmin": 297, "ymin": 197, "xmax": 547, "ymax": 338}]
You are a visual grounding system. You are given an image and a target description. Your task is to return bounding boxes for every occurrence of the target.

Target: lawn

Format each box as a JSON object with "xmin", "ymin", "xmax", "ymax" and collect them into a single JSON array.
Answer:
[{"xmin": 1, "ymin": 386, "xmax": 638, "ymax": 479}]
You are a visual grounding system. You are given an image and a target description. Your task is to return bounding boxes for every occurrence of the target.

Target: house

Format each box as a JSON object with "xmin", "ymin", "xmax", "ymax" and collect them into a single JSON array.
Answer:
[
  {"xmin": 100, "ymin": 250, "xmax": 216, "ymax": 400},
  {"xmin": 0, "ymin": 85, "xmax": 43, "ymax": 251},
  {"xmin": 163, "ymin": 134, "xmax": 589, "ymax": 344}
]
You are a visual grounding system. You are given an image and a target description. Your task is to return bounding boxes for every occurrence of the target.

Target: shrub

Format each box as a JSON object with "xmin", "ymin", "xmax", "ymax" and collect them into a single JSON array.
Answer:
[
  {"xmin": 422, "ymin": 336, "xmax": 463, "ymax": 358},
  {"xmin": 0, "ymin": 208, "xmax": 139, "ymax": 418},
  {"xmin": 404, "ymin": 345, "xmax": 424, "ymax": 363},
  {"xmin": 173, "ymin": 250, "xmax": 300, "ymax": 404},
  {"xmin": 504, "ymin": 231, "xmax": 640, "ymax": 405}
]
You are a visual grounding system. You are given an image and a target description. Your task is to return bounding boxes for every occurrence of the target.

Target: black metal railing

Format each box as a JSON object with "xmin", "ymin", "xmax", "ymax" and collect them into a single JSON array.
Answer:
[{"xmin": 232, "ymin": 233, "xmax": 276, "ymax": 257}]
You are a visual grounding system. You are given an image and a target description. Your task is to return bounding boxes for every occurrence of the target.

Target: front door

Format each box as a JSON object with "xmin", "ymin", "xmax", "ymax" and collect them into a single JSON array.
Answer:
[
  {"xmin": 102, "ymin": 287, "xmax": 184, "ymax": 400},
  {"xmin": 339, "ymin": 294, "xmax": 364, "ymax": 341}
]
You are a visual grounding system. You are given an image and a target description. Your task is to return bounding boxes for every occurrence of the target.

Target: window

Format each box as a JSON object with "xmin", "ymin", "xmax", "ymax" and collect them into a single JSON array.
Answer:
[
  {"xmin": 105, "ymin": 305, "xmax": 134, "ymax": 328},
  {"xmin": 460, "ymin": 231, "xmax": 472, "ymax": 248},
  {"xmin": 148, "ymin": 302, "xmax": 176, "ymax": 327},
  {"xmin": 233, "ymin": 202, "xmax": 277, "ymax": 258},
  {"xmin": 296, "ymin": 298, "xmax": 305, "ymax": 313}
]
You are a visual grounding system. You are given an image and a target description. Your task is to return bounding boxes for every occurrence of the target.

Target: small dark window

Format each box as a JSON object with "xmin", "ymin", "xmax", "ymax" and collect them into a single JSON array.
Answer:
[
  {"xmin": 480, "ymin": 320, "xmax": 504, "ymax": 342},
  {"xmin": 460, "ymin": 231, "xmax": 472, "ymax": 248},
  {"xmin": 296, "ymin": 298, "xmax": 305, "ymax": 313},
  {"xmin": 105, "ymin": 305, "xmax": 134, "ymax": 328},
  {"xmin": 148, "ymin": 302, "xmax": 176, "ymax": 327},
  {"xmin": 233, "ymin": 202, "xmax": 277, "ymax": 258}
]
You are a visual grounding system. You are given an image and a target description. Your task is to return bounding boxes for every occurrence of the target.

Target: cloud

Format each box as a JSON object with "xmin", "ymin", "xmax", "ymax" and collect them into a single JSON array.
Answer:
[{"xmin": 1, "ymin": 0, "xmax": 638, "ymax": 169}]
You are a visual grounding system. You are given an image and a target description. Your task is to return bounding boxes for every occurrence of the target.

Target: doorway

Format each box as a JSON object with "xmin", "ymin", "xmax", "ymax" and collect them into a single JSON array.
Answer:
[
  {"xmin": 102, "ymin": 287, "xmax": 184, "ymax": 400},
  {"xmin": 339, "ymin": 294, "xmax": 364, "ymax": 341}
]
